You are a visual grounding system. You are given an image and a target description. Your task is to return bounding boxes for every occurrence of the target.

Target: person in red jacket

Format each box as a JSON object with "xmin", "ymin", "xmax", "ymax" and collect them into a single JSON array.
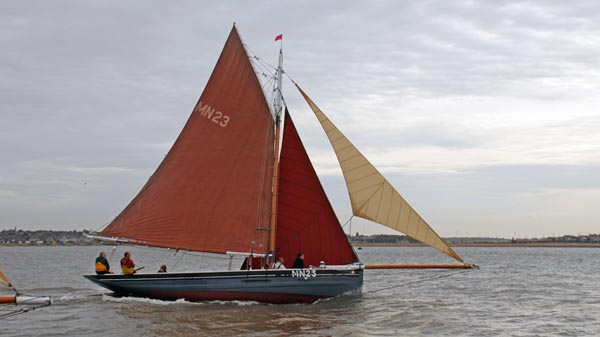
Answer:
[{"xmin": 120, "ymin": 252, "xmax": 136, "ymax": 275}]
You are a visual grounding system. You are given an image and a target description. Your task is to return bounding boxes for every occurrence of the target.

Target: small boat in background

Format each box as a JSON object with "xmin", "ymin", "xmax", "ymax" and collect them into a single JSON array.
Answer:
[{"xmin": 0, "ymin": 267, "xmax": 51, "ymax": 319}]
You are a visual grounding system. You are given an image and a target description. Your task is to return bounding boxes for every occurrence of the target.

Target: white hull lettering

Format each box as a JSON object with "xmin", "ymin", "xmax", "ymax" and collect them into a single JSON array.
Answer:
[
  {"xmin": 195, "ymin": 101, "xmax": 230, "ymax": 128},
  {"xmin": 291, "ymin": 269, "xmax": 317, "ymax": 278}
]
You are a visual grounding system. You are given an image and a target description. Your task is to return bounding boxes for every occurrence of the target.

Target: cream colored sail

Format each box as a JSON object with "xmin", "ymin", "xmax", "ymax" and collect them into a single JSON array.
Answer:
[
  {"xmin": 296, "ymin": 84, "xmax": 463, "ymax": 262},
  {"xmin": 0, "ymin": 267, "xmax": 11, "ymax": 288}
]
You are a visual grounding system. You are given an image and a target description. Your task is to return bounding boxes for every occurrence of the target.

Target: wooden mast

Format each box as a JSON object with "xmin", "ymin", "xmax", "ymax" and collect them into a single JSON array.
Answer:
[{"xmin": 268, "ymin": 40, "xmax": 284, "ymax": 256}]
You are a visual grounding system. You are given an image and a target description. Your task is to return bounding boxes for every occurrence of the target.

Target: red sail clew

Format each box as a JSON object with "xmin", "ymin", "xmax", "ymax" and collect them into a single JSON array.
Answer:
[
  {"xmin": 276, "ymin": 110, "xmax": 358, "ymax": 267},
  {"xmin": 101, "ymin": 26, "xmax": 274, "ymax": 254}
]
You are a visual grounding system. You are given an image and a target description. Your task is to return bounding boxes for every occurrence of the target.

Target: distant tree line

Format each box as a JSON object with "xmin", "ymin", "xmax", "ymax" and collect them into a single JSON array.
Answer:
[
  {"xmin": 1, "ymin": 229, "xmax": 599, "ymax": 246},
  {"xmin": 0, "ymin": 229, "xmax": 96, "ymax": 245}
]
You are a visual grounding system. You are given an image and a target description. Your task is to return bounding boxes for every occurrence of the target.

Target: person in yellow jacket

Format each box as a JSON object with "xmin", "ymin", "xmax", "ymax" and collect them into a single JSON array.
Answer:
[
  {"xmin": 120, "ymin": 252, "xmax": 136, "ymax": 275},
  {"xmin": 95, "ymin": 252, "xmax": 112, "ymax": 275}
]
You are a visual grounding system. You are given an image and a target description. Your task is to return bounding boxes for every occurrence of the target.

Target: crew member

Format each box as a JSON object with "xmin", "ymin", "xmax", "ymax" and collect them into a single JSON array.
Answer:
[
  {"xmin": 273, "ymin": 257, "xmax": 286, "ymax": 269},
  {"xmin": 95, "ymin": 252, "xmax": 112, "ymax": 275},
  {"xmin": 120, "ymin": 252, "xmax": 136, "ymax": 275},
  {"xmin": 292, "ymin": 253, "xmax": 304, "ymax": 269},
  {"xmin": 158, "ymin": 265, "xmax": 167, "ymax": 273}
]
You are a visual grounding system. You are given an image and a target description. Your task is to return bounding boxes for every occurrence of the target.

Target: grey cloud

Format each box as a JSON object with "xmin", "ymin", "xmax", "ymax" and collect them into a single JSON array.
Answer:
[{"xmin": 1, "ymin": 1, "xmax": 599, "ymax": 235}]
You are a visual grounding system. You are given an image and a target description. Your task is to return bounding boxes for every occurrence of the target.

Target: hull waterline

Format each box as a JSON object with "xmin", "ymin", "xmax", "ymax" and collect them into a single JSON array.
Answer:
[{"xmin": 85, "ymin": 268, "xmax": 363, "ymax": 304}]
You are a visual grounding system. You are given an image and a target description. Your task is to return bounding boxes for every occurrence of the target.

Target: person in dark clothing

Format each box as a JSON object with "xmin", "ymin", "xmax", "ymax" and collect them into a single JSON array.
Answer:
[
  {"xmin": 292, "ymin": 253, "xmax": 305, "ymax": 269},
  {"xmin": 158, "ymin": 265, "xmax": 167, "ymax": 273},
  {"xmin": 95, "ymin": 252, "xmax": 112, "ymax": 275}
]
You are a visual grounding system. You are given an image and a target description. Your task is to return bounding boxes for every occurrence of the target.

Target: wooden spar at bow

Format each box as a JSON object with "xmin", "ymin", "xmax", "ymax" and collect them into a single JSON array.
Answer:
[
  {"xmin": 0, "ymin": 296, "xmax": 15, "ymax": 304},
  {"xmin": 0, "ymin": 295, "xmax": 51, "ymax": 305},
  {"xmin": 0, "ymin": 266, "xmax": 51, "ymax": 307},
  {"xmin": 365, "ymin": 264, "xmax": 475, "ymax": 269}
]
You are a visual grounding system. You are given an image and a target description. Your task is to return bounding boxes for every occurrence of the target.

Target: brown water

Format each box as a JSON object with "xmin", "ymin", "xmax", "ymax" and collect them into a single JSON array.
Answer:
[{"xmin": 1, "ymin": 246, "xmax": 599, "ymax": 336}]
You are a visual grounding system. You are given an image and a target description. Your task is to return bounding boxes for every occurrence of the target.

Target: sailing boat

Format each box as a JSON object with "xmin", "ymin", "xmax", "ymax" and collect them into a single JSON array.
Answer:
[
  {"xmin": 1, "ymin": 266, "xmax": 51, "ymax": 319},
  {"xmin": 84, "ymin": 25, "xmax": 470, "ymax": 304}
]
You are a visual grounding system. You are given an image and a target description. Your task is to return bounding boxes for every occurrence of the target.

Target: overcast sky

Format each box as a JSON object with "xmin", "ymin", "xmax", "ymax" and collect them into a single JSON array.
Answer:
[{"xmin": 1, "ymin": 1, "xmax": 599, "ymax": 237}]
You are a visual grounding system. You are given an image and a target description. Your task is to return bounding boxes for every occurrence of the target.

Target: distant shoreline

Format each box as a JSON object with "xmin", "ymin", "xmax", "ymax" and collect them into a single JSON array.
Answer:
[
  {"xmin": 352, "ymin": 242, "xmax": 600, "ymax": 248},
  {"xmin": 2, "ymin": 242, "xmax": 600, "ymax": 248}
]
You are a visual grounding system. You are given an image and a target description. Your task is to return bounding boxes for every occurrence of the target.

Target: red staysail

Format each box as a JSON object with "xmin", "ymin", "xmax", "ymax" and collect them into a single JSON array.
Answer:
[
  {"xmin": 276, "ymin": 111, "xmax": 358, "ymax": 267},
  {"xmin": 101, "ymin": 26, "xmax": 274, "ymax": 254}
]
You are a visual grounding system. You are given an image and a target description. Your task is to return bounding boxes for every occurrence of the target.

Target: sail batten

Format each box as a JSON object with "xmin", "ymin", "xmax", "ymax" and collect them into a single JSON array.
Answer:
[{"xmin": 296, "ymin": 84, "xmax": 463, "ymax": 262}]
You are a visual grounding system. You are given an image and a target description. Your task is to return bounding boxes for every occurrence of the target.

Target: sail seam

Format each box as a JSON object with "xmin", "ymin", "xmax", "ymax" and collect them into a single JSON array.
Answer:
[
  {"xmin": 328, "ymin": 133, "xmax": 346, "ymax": 144},
  {"xmin": 324, "ymin": 124, "xmax": 336, "ymax": 132},
  {"xmin": 347, "ymin": 171, "xmax": 380, "ymax": 184},
  {"xmin": 384, "ymin": 186, "xmax": 395, "ymax": 225},
  {"xmin": 374, "ymin": 183, "xmax": 385, "ymax": 222},
  {"xmin": 394, "ymin": 197, "xmax": 404, "ymax": 229},
  {"xmin": 351, "ymin": 182, "xmax": 383, "ymax": 200},
  {"xmin": 342, "ymin": 162, "xmax": 371, "ymax": 174},
  {"xmin": 423, "ymin": 221, "xmax": 430, "ymax": 244},
  {"xmin": 406, "ymin": 211, "xmax": 414, "ymax": 237},
  {"xmin": 339, "ymin": 153, "xmax": 364, "ymax": 164},
  {"xmin": 334, "ymin": 144, "xmax": 354, "ymax": 153}
]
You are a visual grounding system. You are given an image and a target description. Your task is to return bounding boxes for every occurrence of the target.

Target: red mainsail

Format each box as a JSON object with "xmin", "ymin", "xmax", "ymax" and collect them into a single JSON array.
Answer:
[
  {"xmin": 276, "ymin": 111, "xmax": 358, "ymax": 267},
  {"xmin": 101, "ymin": 26, "xmax": 275, "ymax": 254}
]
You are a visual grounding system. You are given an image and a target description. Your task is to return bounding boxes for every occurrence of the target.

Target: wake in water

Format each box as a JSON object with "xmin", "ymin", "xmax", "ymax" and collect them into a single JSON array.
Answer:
[
  {"xmin": 10, "ymin": 286, "xmax": 105, "ymax": 305},
  {"xmin": 101, "ymin": 294, "xmax": 263, "ymax": 306}
]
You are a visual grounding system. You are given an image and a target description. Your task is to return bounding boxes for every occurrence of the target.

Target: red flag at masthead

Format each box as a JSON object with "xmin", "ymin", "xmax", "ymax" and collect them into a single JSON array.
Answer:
[{"xmin": 275, "ymin": 34, "xmax": 283, "ymax": 41}]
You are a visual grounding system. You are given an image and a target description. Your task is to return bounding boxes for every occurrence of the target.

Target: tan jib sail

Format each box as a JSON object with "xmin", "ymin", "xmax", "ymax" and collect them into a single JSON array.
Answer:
[
  {"xmin": 296, "ymin": 85, "xmax": 463, "ymax": 262},
  {"xmin": 0, "ymin": 267, "xmax": 11, "ymax": 288}
]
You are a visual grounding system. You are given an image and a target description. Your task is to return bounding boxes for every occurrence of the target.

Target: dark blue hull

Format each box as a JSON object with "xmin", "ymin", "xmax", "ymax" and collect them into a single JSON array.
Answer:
[{"xmin": 84, "ymin": 267, "xmax": 363, "ymax": 304}]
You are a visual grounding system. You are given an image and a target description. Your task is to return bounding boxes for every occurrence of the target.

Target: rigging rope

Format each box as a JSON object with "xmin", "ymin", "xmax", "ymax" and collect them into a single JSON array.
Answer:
[
  {"xmin": 108, "ymin": 245, "xmax": 117, "ymax": 260},
  {"xmin": 243, "ymin": 43, "xmax": 277, "ymax": 73},
  {"xmin": 0, "ymin": 307, "xmax": 35, "ymax": 320},
  {"xmin": 342, "ymin": 216, "xmax": 354, "ymax": 229},
  {"xmin": 363, "ymin": 269, "xmax": 473, "ymax": 295},
  {"xmin": 259, "ymin": 74, "xmax": 275, "ymax": 91},
  {"xmin": 0, "ymin": 296, "xmax": 51, "ymax": 320},
  {"xmin": 246, "ymin": 49, "xmax": 275, "ymax": 82},
  {"xmin": 252, "ymin": 59, "xmax": 275, "ymax": 78},
  {"xmin": 170, "ymin": 250, "xmax": 186, "ymax": 271},
  {"xmin": 283, "ymin": 71, "xmax": 298, "ymax": 86},
  {"xmin": 244, "ymin": 46, "xmax": 280, "ymax": 117}
]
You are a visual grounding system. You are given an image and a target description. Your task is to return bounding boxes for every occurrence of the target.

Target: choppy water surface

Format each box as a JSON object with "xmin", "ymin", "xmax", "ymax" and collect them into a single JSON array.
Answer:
[{"xmin": 1, "ymin": 246, "xmax": 598, "ymax": 336}]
